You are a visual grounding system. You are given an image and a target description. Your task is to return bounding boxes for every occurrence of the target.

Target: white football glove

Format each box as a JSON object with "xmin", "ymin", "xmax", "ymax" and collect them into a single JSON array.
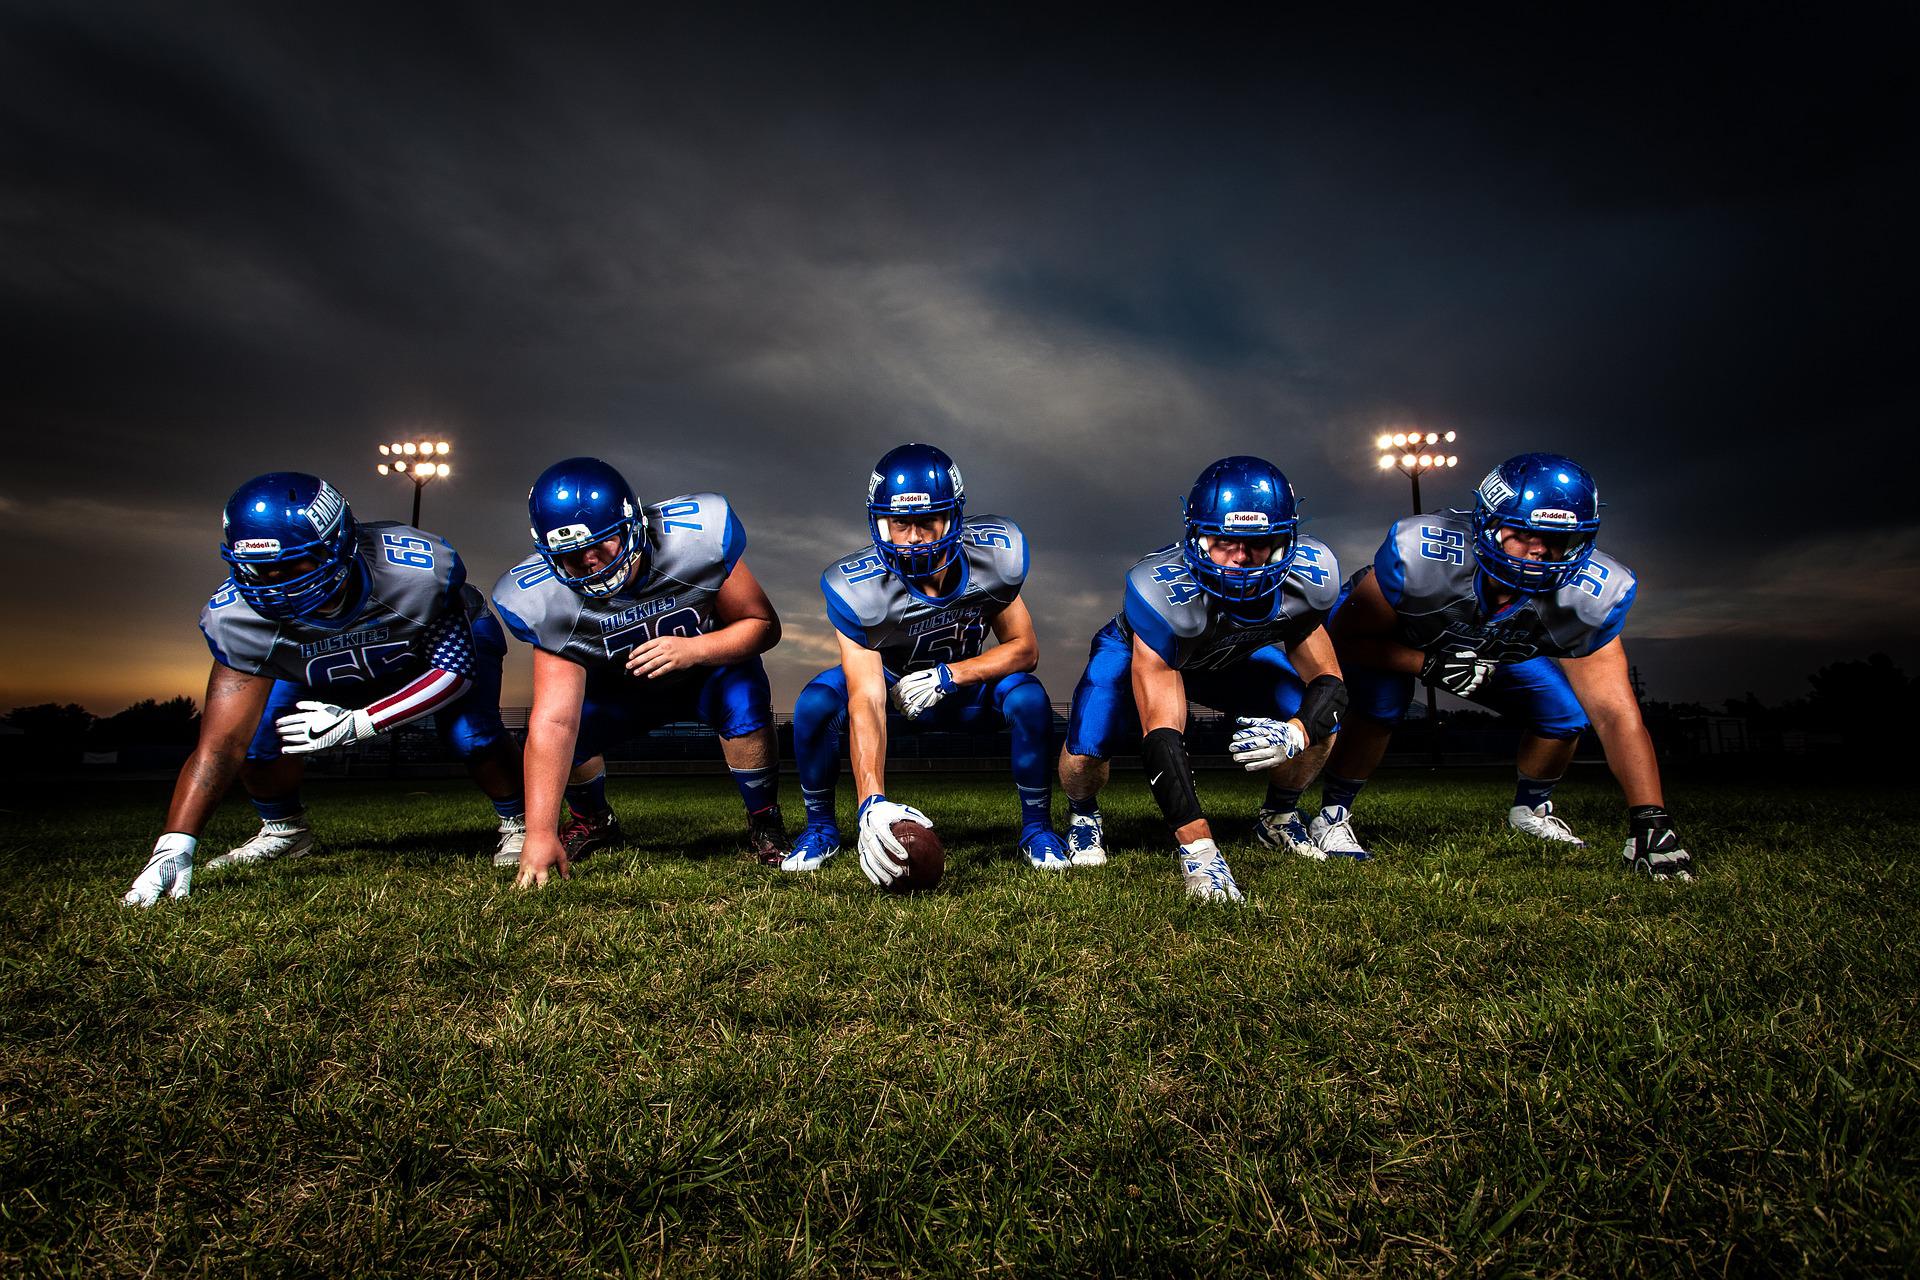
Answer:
[
  {"xmin": 889, "ymin": 665, "xmax": 957, "ymax": 720},
  {"xmin": 123, "ymin": 833, "xmax": 196, "ymax": 906},
  {"xmin": 1421, "ymin": 647, "xmax": 1497, "ymax": 697},
  {"xmin": 275, "ymin": 701, "xmax": 377, "ymax": 755},
  {"xmin": 856, "ymin": 795, "xmax": 933, "ymax": 888},
  {"xmin": 1228, "ymin": 716, "xmax": 1306, "ymax": 771}
]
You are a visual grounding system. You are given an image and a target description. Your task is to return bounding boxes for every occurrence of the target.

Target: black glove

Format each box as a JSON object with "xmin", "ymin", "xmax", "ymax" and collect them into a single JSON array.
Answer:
[
  {"xmin": 1419, "ymin": 646, "xmax": 1495, "ymax": 696},
  {"xmin": 1623, "ymin": 805, "xmax": 1696, "ymax": 881}
]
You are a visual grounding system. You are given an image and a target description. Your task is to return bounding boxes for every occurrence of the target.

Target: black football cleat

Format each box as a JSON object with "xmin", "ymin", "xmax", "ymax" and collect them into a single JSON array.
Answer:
[
  {"xmin": 746, "ymin": 806, "xmax": 792, "ymax": 867},
  {"xmin": 560, "ymin": 809, "xmax": 622, "ymax": 863}
]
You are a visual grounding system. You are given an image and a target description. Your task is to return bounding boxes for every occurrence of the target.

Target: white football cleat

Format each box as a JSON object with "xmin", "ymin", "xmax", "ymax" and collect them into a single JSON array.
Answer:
[
  {"xmin": 1067, "ymin": 812, "xmax": 1107, "ymax": 866},
  {"xmin": 1508, "ymin": 801, "xmax": 1586, "ymax": 846},
  {"xmin": 1254, "ymin": 807, "xmax": 1321, "ymax": 859},
  {"xmin": 492, "ymin": 814, "xmax": 528, "ymax": 867},
  {"xmin": 1178, "ymin": 839, "xmax": 1244, "ymax": 903},
  {"xmin": 204, "ymin": 813, "xmax": 314, "ymax": 869},
  {"xmin": 1308, "ymin": 806, "xmax": 1372, "ymax": 861}
]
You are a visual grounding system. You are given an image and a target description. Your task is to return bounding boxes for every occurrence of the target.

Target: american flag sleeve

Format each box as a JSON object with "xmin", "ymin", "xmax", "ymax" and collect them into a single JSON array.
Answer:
[{"xmin": 362, "ymin": 611, "xmax": 475, "ymax": 732}]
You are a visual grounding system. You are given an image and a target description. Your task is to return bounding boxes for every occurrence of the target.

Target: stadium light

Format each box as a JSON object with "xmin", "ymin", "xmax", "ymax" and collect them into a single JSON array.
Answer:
[
  {"xmin": 376, "ymin": 436, "xmax": 452, "ymax": 527},
  {"xmin": 1372, "ymin": 425, "xmax": 1466, "ymax": 765}
]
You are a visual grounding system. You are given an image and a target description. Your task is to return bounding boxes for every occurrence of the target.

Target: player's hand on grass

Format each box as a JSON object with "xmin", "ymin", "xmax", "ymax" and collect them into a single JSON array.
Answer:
[
  {"xmin": 276, "ymin": 701, "xmax": 376, "ymax": 755},
  {"xmin": 514, "ymin": 830, "xmax": 571, "ymax": 889},
  {"xmin": 1623, "ymin": 805, "xmax": 1696, "ymax": 882},
  {"xmin": 1228, "ymin": 716, "xmax": 1306, "ymax": 770},
  {"xmin": 857, "ymin": 794, "xmax": 930, "ymax": 887},
  {"xmin": 889, "ymin": 665, "xmax": 956, "ymax": 720},
  {"xmin": 626, "ymin": 635, "xmax": 703, "ymax": 680},
  {"xmin": 123, "ymin": 833, "xmax": 195, "ymax": 906},
  {"xmin": 1420, "ymin": 647, "xmax": 1496, "ymax": 696}
]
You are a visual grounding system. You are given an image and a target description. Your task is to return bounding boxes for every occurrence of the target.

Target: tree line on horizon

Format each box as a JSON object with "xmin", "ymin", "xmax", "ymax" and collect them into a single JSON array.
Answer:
[{"xmin": 4, "ymin": 654, "xmax": 1913, "ymax": 768}]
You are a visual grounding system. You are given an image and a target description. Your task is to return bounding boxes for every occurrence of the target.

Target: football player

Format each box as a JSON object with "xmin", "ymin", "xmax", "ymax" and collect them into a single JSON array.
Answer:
[
  {"xmin": 1056, "ymin": 456, "xmax": 1348, "ymax": 902},
  {"xmin": 491, "ymin": 457, "xmax": 788, "ymax": 888},
  {"xmin": 1306, "ymin": 452, "xmax": 1695, "ymax": 879},
  {"xmin": 785, "ymin": 442, "xmax": 1071, "ymax": 887},
  {"xmin": 123, "ymin": 473, "xmax": 526, "ymax": 906}
]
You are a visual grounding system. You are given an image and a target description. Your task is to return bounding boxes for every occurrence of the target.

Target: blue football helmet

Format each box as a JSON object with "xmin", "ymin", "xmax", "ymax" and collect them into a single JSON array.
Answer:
[
  {"xmin": 220, "ymin": 472, "xmax": 359, "ymax": 620},
  {"xmin": 1472, "ymin": 452, "xmax": 1602, "ymax": 592},
  {"xmin": 867, "ymin": 442, "xmax": 965, "ymax": 580},
  {"xmin": 1182, "ymin": 456, "xmax": 1299, "ymax": 608},
  {"xmin": 528, "ymin": 457, "xmax": 648, "ymax": 598}
]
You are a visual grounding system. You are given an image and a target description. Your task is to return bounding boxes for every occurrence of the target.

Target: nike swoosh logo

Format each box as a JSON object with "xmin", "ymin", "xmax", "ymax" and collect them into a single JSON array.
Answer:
[{"xmin": 1149, "ymin": 772, "xmax": 1164, "ymax": 786}]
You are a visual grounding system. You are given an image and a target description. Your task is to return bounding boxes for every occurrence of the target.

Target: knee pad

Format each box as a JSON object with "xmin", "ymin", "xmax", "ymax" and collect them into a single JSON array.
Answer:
[
  {"xmin": 1141, "ymin": 727, "xmax": 1205, "ymax": 829},
  {"xmin": 1298, "ymin": 675, "xmax": 1348, "ymax": 742}
]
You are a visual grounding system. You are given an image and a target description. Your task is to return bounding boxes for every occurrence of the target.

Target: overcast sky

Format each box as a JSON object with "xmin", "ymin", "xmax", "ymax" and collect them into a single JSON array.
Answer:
[{"xmin": 2, "ymin": 2, "xmax": 1913, "ymax": 714}]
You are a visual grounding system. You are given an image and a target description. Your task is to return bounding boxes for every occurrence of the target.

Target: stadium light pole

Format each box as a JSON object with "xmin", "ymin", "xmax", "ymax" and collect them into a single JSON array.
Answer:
[
  {"xmin": 376, "ymin": 438, "xmax": 452, "ymax": 527},
  {"xmin": 1375, "ymin": 429, "xmax": 1461, "ymax": 765}
]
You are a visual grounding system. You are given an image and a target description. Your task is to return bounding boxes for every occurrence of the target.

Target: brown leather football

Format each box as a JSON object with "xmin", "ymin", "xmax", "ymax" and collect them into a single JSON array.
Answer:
[{"xmin": 887, "ymin": 819, "xmax": 945, "ymax": 893}]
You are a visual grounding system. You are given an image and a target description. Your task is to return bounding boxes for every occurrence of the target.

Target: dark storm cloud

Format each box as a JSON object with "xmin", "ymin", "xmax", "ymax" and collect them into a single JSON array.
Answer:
[{"xmin": 2, "ymin": 1, "xmax": 1915, "ymax": 710}]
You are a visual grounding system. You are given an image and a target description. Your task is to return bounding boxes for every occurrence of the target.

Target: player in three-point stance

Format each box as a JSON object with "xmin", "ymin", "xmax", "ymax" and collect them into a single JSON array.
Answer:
[
  {"xmin": 1056, "ymin": 456, "xmax": 1350, "ymax": 902},
  {"xmin": 123, "ymin": 473, "xmax": 526, "ymax": 905},
  {"xmin": 1305, "ymin": 452, "xmax": 1695, "ymax": 879},
  {"xmin": 785, "ymin": 442, "xmax": 1071, "ymax": 888},
  {"xmin": 491, "ymin": 457, "xmax": 789, "ymax": 888}
]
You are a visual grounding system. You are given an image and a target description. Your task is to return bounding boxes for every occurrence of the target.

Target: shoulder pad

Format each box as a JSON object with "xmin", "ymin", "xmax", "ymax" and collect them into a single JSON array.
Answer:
[
  {"xmin": 821, "ymin": 543, "xmax": 897, "ymax": 631},
  {"xmin": 1287, "ymin": 535, "xmax": 1341, "ymax": 614},
  {"xmin": 198, "ymin": 580, "xmax": 274, "ymax": 672},
  {"xmin": 489, "ymin": 556, "xmax": 582, "ymax": 651},
  {"xmin": 1124, "ymin": 547, "xmax": 1209, "ymax": 640},
  {"xmin": 960, "ymin": 513, "xmax": 1029, "ymax": 591},
  {"xmin": 644, "ymin": 492, "xmax": 739, "ymax": 587}
]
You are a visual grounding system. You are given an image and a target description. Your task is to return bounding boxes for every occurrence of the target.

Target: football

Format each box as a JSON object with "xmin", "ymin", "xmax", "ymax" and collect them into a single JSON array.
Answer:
[{"xmin": 886, "ymin": 819, "xmax": 945, "ymax": 893}]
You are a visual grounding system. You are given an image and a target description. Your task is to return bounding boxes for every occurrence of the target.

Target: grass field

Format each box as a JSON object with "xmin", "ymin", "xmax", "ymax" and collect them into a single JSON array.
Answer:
[{"xmin": 2, "ymin": 765, "xmax": 1917, "ymax": 1276}]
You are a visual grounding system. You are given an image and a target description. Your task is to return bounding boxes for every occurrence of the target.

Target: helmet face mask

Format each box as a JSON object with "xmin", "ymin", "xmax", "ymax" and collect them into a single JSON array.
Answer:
[
  {"xmin": 528, "ymin": 457, "xmax": 648, "ymax": 598},
  {"xmin": 1181, "ymin": 456, "xmax": 1299, "ymax": 610},
  {"xmin": 867, "ymin": 443, "xmax": 964, "ymax": 581},
  {"xmin": 220, "ymin": 473, "xmax": 359, "ymax": 620},
  {"xmin": 1472, "ymin": 453, "xmax": 1601, "ymax": 593}
]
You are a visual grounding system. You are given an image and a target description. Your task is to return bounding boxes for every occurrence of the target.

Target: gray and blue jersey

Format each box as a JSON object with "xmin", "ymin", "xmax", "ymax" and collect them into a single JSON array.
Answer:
[
  {"xmin": 821, "ymin": 514, "xmax": 1029, "ymax": 674},
  {"xmin": 491, "ymin": 491, "xmax": 744, "ymax": 680},
  {"xmin": 199, "ymin": 521, "xmax": 483, "ymax": 694},
  {"xmin": 1116, "ymin": 536, "xmax": 1341, "ymax": 671},
  {"xmin": 1367, "ymin": 510, "xmax": 1635, "ymax": 661}
]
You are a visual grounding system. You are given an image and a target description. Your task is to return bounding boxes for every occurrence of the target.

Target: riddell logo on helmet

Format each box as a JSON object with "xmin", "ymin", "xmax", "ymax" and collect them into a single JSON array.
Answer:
[
  {"xmin": 233, "ymin": 538, "xmax": 281, "ymax": 555},
  {"xmin": 1529, "ymin": 508, "xmax": 1580, "ymax": 528},
  {"xmin": 1223, "ymin": 511, "xmax": 1269, "ymax": 531},
  {"xmin": 545, "ymin": 523, "xmax": 593, "ymax": 550},
  {"xmin": 890, "ymin": 492, "xmax": 932, "ymax": 509}
]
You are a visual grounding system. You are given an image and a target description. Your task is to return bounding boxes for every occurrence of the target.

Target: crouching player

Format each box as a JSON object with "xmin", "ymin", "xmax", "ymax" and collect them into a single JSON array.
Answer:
[
  {"xmin": 1057, "ymin": 456, "xmax": 1347, "ymax": 902},
  {"xmin": 1310, "ymin": 452, "xmax": 1695, "ymax": 879},
  {"xmin": 123, "ymin": 473, "xmax": 525, "ymax": 905},
  {"xmin": 786, "ymin": 442, "xmax": 1071, "ymax": 886},
  {"xmin": 492, "ymin": 457, "xmax": 789, "ymax": 888}
]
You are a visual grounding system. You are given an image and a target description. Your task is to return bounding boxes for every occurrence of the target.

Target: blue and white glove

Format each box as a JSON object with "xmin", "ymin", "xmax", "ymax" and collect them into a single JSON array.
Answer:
[
  {"xmin": 890, "ymin": 665, "xmax": 958, "ymax": 720},
  {"xmin": 1420, "ymin": 647, "xmax": 1496, "ymax": 697},
  {"xmin": 276, "ymin": 701, "xmax": 377, "ymax": 755},
  {"xmin": 857, "ymin": 794, "xmax": 933, "ymax": 887},
  {"xmin": 1228, "ymin": 717, "xmax": 1306, "ymax": 771},
  {"xmin": 123, "ymin": 833, "xmax": 196, "ymax": 906}
]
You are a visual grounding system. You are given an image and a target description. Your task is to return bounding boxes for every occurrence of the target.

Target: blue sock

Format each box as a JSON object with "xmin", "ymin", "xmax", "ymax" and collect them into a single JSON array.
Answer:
[
  {"xmin": 1016, "ymin": 783, "xmax": 1052, "ymax": 837},
  {"xmin": 731, "ymin": 765, "xmax": 779, "ymax": 817},
  {"xmin": 1514, "ymin": 774, "xmax": 1559, "ymax": 810},
  {"xmin": 565, "ymin": 771, "xmax": 609, "ymax": 818},
  {"xmin": 251, "ymin": 792, "xmax": 303, "ymax": 821},
  {"xmin": 1264, "ymin": 783, "xmax": 1304, "ymax": 812},
  {"xmin": 491, "ymin": 796, "xmax": 526, "ymax": 819},
  {"xmin": 801, "ymin": 785, "xmax": 838, "ymax": 831},
  {"xmin": 1067, "ymin": 791, "xmax": 1100, "ymax": 818},
  {"xmin": 1320, "ymin": 775, "xmax": 1366, "ymax": 814}
]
